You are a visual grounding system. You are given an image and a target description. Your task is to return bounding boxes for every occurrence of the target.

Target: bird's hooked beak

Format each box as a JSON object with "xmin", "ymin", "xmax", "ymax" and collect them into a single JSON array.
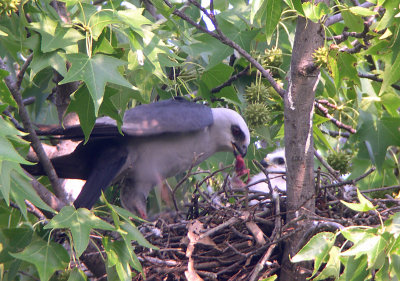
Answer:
[
  {"xmin": 232, "ymin": 142, "xmax": 247, "ymax": 157},
  {"xmin": 260, "ymin": 158, "xmax": 269, "ymax": 168}
]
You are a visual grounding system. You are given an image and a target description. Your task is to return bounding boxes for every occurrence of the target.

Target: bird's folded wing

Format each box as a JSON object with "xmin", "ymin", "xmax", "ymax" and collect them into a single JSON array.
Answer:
[
  {"xmin": 121, "ymin": 99, "xmax": 213, "ymax": 136},
  {"xmin": 35, "ymin": 99, "xmax": 213, "ymax": 140}
]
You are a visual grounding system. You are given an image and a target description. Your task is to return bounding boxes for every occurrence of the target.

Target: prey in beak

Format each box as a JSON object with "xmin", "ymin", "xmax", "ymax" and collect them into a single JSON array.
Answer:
[{"xmin": 232, "ymin": 142, "xmax": 247, "ymax": 157}]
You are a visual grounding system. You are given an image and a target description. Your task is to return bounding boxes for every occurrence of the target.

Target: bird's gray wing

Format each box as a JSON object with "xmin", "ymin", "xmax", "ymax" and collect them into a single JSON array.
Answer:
[
  {"xmin": 35, "ymin": 99, "xmax": 212, "ymax": 139},
  {"xmin": 122, "ymin": 98, "xmax": 213, "ymax": 136}
]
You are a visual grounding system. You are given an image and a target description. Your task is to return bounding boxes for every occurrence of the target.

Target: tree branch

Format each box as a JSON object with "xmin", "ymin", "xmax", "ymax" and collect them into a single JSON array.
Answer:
[
  {"xmin": 16, "ymin": 53, "xmax": 33, "ymax": 89},
  {"xmin": 325, "ymin": 1, "xmax": 375, "ymax": 27},
  {"xmin": 162, "ymin": 0, "xmax": 286, "ymax": 98},
  {"xmin": 0, "ymin": 58, "xmax": 67, "ymax": 202},
  {"xmin": 358, "ymin": 72, "xmax": 400, "ymax": 91},
  {"xmin": 314, "ymin": 100, "xmax": 357, "ymax": 134},
  {"xmin": 211, "ymin": 66, "xmax": 250, "ymax": 94}
]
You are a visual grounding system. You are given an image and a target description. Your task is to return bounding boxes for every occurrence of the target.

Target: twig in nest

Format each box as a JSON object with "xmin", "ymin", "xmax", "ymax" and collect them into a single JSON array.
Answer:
[
  {"xmin": 361, "ymin": 184, "xmax": 400, "ymax": 194},
  {"xmin": 171, "ymin": 153, "xmax": 208, "ymax": 212},
  {"xmin": 252, "ymin": 160, "xmax": 274, "ymax": 194},
  {"xmin": 199, "ymin": 217, "xmax": 239, "ymax": 240},
  {"xmin": 249, "ymin": 176, "xmax": 282, "ymax": 280}
]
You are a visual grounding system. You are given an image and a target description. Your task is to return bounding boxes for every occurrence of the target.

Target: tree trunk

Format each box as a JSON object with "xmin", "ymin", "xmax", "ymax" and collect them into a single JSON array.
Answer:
[{"xmin": 280, "ymin": 9, "xmax": 326, "ymax": 280}]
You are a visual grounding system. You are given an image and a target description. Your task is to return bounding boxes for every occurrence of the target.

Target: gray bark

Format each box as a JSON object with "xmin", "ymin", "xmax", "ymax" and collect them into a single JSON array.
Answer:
[{"xmin": 280, "ymin": 11, "xmax": 326, "ymax": 280}]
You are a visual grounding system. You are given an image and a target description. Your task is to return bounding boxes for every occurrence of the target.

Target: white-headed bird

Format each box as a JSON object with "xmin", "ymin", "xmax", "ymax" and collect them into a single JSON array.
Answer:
[{"xmin": 23, "ymin": 98, "xmax": 250, "ymax": 218}]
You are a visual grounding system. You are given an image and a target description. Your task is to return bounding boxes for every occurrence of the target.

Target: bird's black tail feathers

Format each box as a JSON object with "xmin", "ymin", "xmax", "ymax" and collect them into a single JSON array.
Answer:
[{"xmin": 73, "ymin": 148, "xmax": 127, "ymax": 210}]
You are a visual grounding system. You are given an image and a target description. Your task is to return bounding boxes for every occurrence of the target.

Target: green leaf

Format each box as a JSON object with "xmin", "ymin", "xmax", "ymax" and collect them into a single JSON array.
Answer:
[
  {"xmin": 341, "ymin": 233, "xmax": 387, "ymax": 268},
  {"xmin": 217, "ymin": 18, "xmax": 258, "ymax": 54},
  {"xmin": 44, "ymin": 206, "xmax": 115, "ymax": 257},
  {"xmin": 336, "ymin": 52, "xmax": 359, "ymax": 85},
  {"xmin": 391, "ymin": 254, "xmax": 400, "ymax": 278},
  {"xmin": 376, "ymin": 1, "xmax": 398, "ymax": 31},
  {"xmin": 110, "ymin": 204, "xmax": 145, "ymax": 223},
  {"xmin": 341, "ymin": 9, "xmax": 364, "ymax": 33},
  {"xmin": 30, "ymin": 16, "xmax": 84, "ymax": 53},
  {"xmin": 302, "ymin": 2, "xmax": 330, "ymax": 22},
  {"xmin": 10, "ymin": 170, "xmax": 55, "ymax": 218},
  {"xmin": 87, "ymin": 10, "xmax": 120, "ymax": 40},
  {"xmin": 30, "ymin": 51, "xmax": 67, "ymax": 79},
  {"xmin": 0, "ymin": 226, "xmax": 33, "ymax": 263},
  {"xmin": 349, "ymin": 6, "xmax": 377, "ymax": 17},
  {"xmin": 103, "ymin": 238, "xmax": 133, "ymax": 281},
  {"xmin": 117, "ymin": 9, "xmax": 152, "ymax": 37},
  {"xmin": 98, "ymin": 87, "xmax": 124, "ymax": 127},
  {"xmin": 120, "ymin": 221, "xmax": 156, "ymax": 250},
  {"xmin": 265, "ymin": 0, "xmax": 281, "ymax": 44},
  {"xmin": 356, "ymin": 112, "xmax": 400, "ymax": 170},
  {"xmin": 68, "ymin": 267, "xmax": 87, "ymax": 281},
  {"xmin": 380, "ymin": 92, "xmax": 400, "ymax": 117},
  {"xmin": 339, "ymin": 255, "xmax": 369, "ymax": 280},
  {"xmin": 66, "ymin": 86, "xmax": 95, "ymax": 142},
  {"xmin": 60, "ymin": 53, "xmax": 134, "ymax": 114},
  {"xmin": 0, "ymin": 69, "xmax": 17, "ymax": 108},
  {"xmin": 0, "ymin": 118, "xmax": 30, "ymax": 164},
  {"xmin": 283, "ymin": 0, "xmax": 304, "ymax": 16},
  {"xmin": 189, "ymin": 34, "xmax": 233, "ymax": 70},
  {"xmin": 380, "ymin": 53, "xmax": 400, "ymax": 95},
  {"xmin": 0, "ymin": 161, "xmax": 22, "ymax": 206},
  {"xmin": 10, "ymin": 238, "xmax": 70, "ymax": 281},
  {"xmin": 341, "ymin": 227, "xmax": 376, "ymax": 243},
  {"xmin": 201, "ymin": 63, "xmax": 234, "ymax": 89},
  {"xmin": 341, "ymin": 189, "xmax": 376, "ymax": 212},
  {"xmin": 314, "ymin": 246, "xmax": 340, "ymax": 280},
  {"xmin": 291, "ymin": 232, "xmax": 335, "ymax": 264},
  {"xmin": 199, "ymin": 63, "xmax": 234, "ymax": 101},
  {"xmin": 313, "ymin": 122, "xmax": 333, "ymax": 151},
  {"xmin": 0, "ymin": 137, "xmax": 30, "ymax": 164},
  {"xmin": 385, "ymin": 212, "xmax": 400, "ymax": 235}
]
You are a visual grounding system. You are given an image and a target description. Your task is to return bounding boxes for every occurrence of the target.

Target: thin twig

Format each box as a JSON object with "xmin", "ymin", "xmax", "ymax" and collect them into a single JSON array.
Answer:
[
  {"xmin": 322, "ymin": 167, "xmax": 376, "ymax": 189},
  {"xmin": 16, "ymin": 53, "xmax": 33, "ymax": 89},
  {"xmin": 211, "ymin": 66, "xmax": 250, "ymax": 94},
  {"xmin": 252, "ymin": 160, "xmax": 274, "ymax": 194},
  {"xmin": 199, "ymin": 217, "xmax": 238, "ymax": 240},
  {"xmin": 361, "ymin": 185, "xmax": 400, "ymax": 194},
  {"xmin": 314, "ymin": 100, "xmax": 357, "ymax": 134}
]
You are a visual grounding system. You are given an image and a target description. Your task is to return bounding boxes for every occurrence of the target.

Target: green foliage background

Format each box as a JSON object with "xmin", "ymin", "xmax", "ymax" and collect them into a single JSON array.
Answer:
[{"xmin": 0, "ymin": 0, "xmax": 399, "ymax": 280}]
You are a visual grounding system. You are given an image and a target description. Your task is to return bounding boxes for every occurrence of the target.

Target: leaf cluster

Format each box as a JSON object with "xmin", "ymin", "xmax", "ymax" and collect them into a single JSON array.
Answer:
[{"xmin": 293, "ymin": 190, "xmax": 400, "ymax": 281}]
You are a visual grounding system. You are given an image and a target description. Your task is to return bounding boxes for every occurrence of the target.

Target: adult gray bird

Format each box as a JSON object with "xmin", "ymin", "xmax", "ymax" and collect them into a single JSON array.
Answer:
[{"xmin": 24, "ymin": 98, "xmax": 250, "ymax": 218}]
